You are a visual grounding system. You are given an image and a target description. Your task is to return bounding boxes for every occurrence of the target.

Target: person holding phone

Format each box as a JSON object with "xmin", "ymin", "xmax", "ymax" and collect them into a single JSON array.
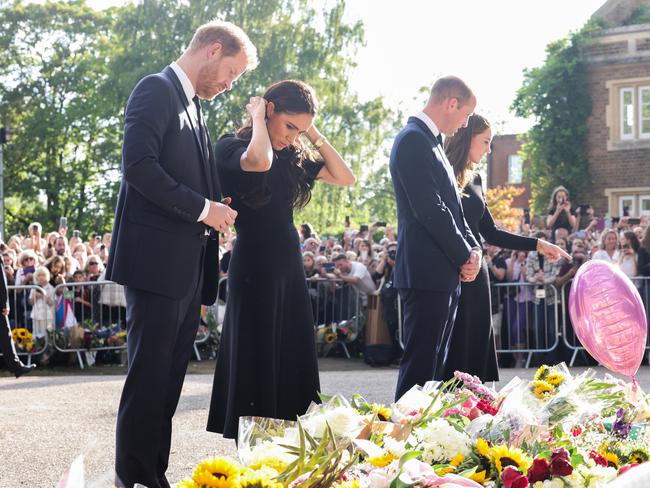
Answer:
[
  {"xmin": 546, "ymin": 186, "xmax": 577, "ymax": 237},
  {"xmin": 441, "ymin": 114, "xmax": 569, "ymax": 381},
  {"xmin": 207, "ymin": 80, "xmax": 355, "ymax": 440}
]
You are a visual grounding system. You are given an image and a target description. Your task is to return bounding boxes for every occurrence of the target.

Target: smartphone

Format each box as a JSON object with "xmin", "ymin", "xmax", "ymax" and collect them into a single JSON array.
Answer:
[
  {"xmin": 359, "ymin": 224, "xmax": 369, "ymax": 233},
  {"xmin": 73, "ymin": 230, "xmax": 81, "ymax": 238},
  {"xmin": 374, "ymin": 221, "xmax": 387, "ymax": 227},
  {"xmin": 612, "ymin": 217, "xmax": 621, "ymax": 225},
  {"xmin": 60, "ymin": 216, "xmax": 68, "ymax": 228},
  {"xmin": 23, "ymin": 266, "xmax": 35, "ymax": 274},
  {"xmin": 323, "ymin": 262, "xmax": 335, "ymax": 273},
  {"xmin": 628, "ymin": 217, "xmax": 641, "ymax": 225},
  {"xmin": 344, "ymin": 215, "xmax": 350, "ymax": 227},
  {"xmin": 595, "ymin": 217, "xmax": 605, "ymax": 231}
]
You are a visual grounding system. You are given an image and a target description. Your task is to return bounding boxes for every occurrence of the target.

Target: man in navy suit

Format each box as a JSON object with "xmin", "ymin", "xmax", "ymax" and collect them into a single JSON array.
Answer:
[
  {"xmin": 105, "ymin": 20, "xmax": 257, "ymax": 488},
  {"xmin": 390, "ymin": 76, "xmax": 481, "ymax": 400}
]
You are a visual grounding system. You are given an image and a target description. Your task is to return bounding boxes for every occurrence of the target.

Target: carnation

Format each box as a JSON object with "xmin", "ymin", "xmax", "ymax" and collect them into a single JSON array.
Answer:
[{"xmin": 410, "ymin": 418, "xmax": 471, "ymax": 464}]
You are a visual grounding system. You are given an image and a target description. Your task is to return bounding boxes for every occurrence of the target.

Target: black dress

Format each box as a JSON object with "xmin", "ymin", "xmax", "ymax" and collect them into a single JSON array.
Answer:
[
  {"xmin": 440, "ymin": 174, "xmax": 537, "ymax": 382},
  {"xmin": 207, "ymin": 135, "xmax": 322, "ymax": 439}
]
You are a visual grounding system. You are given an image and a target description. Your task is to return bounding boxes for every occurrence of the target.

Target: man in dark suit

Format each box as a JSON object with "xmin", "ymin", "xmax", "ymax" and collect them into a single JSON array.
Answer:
[
  {"xmin": 105, "ymin": 20, "xmax": 257, "ymax": 488},
  {"xmin": 390, "ymin": 76, "xmax": 481, "ymax": 400}
]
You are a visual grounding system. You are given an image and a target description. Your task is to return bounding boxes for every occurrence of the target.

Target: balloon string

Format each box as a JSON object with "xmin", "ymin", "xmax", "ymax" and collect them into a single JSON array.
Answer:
[{"xmin": 631, "ymin": 376, "xmax": 639, "ymax": 393}]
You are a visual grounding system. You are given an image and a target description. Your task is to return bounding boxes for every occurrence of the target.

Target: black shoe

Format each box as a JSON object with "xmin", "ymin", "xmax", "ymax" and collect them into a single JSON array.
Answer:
[{"xmin": 13, "ymin": 363, "xmax": 36, "ymax": 378}]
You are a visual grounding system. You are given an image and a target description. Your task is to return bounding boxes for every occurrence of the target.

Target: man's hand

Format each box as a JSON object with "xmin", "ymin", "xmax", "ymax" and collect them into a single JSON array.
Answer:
[
  {"xmin": 2, "ymin": 308, "xmax": 8, "ymax": 316},
  {"xmin": 202, "ymin": 199, "xmax": 237, "ymax": 232},
  {"xmin": 460, "ymin": 249, "xmax": 481, "ymax": 282}
]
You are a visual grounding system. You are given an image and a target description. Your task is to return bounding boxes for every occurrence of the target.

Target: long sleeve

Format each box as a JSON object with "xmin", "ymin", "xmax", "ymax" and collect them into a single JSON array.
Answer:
[{"xmin": 479, "ymin": 202, "xmax": 537, "ymax": 251}]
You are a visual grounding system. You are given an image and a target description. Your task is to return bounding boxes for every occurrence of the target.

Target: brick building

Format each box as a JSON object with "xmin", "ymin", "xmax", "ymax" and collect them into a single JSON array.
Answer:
[
  {"xmin": 486, "ymin": 134, "xmax": 531, "ymax": 210},
  {"xmin": 489, "ymin": 0, "xmax": 650, "ymax": 218}
]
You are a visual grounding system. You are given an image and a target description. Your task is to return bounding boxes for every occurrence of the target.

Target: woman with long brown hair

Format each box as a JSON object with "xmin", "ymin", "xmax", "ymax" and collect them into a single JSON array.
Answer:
[
  {"xmin": 207, "ymin": 80, "xmax": 354, "ymax": 439},
  {"xmin": 441, "ymin": 114, "xmax": 568, "ymax": 381}
]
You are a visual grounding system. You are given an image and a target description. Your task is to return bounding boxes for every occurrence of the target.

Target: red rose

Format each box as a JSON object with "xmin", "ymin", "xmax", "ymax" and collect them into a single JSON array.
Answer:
[
  {"xmin": 550, "ymin": 457, "xmax": 573, "ymax": 477},
  {"xmin": 589, "ymin": 450, "xmax": 608, "ymax": 467},
  {"xmin": 551, "ymin": 448, "xmax": 570, "ymax": 462},
  {"xmin": 571, "ymin": 426, "xmax": 582, "ymax": 437},
  {"xmin": 527, "ymin": 458, "xmax": 551, "ymax": 483},
  {"xmin": 502, "ymin": 466, "xmax": 529, "ymax": 488}
]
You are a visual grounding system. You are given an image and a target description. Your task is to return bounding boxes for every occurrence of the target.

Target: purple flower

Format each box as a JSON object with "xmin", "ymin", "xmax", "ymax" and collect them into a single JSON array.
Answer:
[{"xmin": 612, "ymin": 409, "xmax": 632, "ymax": 439}]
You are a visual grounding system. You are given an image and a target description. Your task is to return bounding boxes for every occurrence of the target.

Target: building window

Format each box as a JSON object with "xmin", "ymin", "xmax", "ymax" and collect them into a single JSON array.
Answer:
[
  {"xmin": 507, "ymin": 154, "xmax": 523, "ymax": 184},
  {"xmin": 621, "ymin": 87, "xmax": 634, "ymax": 139},
  {"xmin": 619, "ymin": 195, "xmax": 636, "ymax": 217},
  {"xmin": 639, "ymin": 86, "xmax": 650, "ymax": 138},
  {"xmin": 640, "ymin": 195, "xmax": 650, "ymax": 216}
]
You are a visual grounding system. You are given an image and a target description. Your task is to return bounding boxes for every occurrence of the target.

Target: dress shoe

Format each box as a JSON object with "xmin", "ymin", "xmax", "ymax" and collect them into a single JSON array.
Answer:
[{"xmin": 13, "ymin": 363, "xmax": 36, "ymax": 378}]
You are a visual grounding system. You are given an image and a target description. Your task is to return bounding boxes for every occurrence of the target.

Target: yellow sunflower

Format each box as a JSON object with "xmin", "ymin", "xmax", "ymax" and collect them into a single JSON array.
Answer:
[
  {"xmin": 367, "ymin": 452, "xmax": 397, "ymax": 468},
  {"xmin": 469, "ymin": 470, "xmax": 488, "ymax": 483},
  {"xmin": 604, "ymin": 452, "xmax": 620, "ymax": 469},
  {"xmin": 435, "ymin": 453, "xmax": 465, "ymax": 476},
  {"xmin": 476, "ymin": 438, "xmax": 490, "ymax": 458},
  {"xmin": 371, "ymin": 404, "xmax": 392, "ymax": 421},
  {"xmin": 238, "ymin": 467, "xmax": 282, "ymax": 488},
  {"xmin": 333, "ymin": 481, "xmax": 360, "ymax": 488},
  {"xmin": 534, "ymin": 365, "xmax": 551, "ymax": 380},
  {"xmin": 531, "ymin": 380, "xmax": 554, "ymax": 399},
  {"xmin": 192, "ymin": 457, "xmax": 241, "ymax": 488},
  {"xmin": 629, "ymin": 448, "xmax": 649, "ymax": 464},
  {"xmin": 488, "ymin": 444, "xmax": 533, "ymax": 474},
  {"xmin": 545, "ymin": 372, "xmax": 565, "ymax": 386}
]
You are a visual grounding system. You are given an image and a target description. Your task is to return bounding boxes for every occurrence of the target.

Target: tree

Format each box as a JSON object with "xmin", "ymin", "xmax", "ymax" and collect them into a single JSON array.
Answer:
[
  {"xmin": 0, "ymin": 0, "xmax": 121, "ymax": 236},
  {"xmin": 485, "ymin": 185, "xmax": 525, "ymax": 233},
  {"xmin": 0, "ymin": 0, "xmax": 399, "ymax": 236},
  {"xmin": 511, "ymin": 22, "xmax": 601, "ymax": 214}
]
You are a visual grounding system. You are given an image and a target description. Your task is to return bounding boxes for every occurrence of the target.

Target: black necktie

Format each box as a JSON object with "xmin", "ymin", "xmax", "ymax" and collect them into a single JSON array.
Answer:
[
  {"xmin": 436, "ymin": 133, "xmax": 443, "ymax": 146},
  {"xmin": 192, "ymin": 95, "xmax": 208, "ymax": 160}
]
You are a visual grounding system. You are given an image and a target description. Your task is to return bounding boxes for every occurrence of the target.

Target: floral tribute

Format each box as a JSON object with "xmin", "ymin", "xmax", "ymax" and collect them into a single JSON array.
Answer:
[{"xmin": 179, "ymin": 364, "xmax": 650, "ymax": 487}]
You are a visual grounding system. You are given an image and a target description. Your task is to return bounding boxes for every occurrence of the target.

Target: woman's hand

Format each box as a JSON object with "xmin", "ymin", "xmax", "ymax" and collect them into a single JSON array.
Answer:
[
  {"xmin": 246, "ymin": 96, "xmax": 267, "ymax": 121},
  {"xmin": 536, "ymin": 239, "xmax": 571, "ymax": 262}
]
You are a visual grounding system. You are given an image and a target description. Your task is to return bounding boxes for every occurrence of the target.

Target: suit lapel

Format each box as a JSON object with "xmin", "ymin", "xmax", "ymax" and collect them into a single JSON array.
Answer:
[{"xmin": 162, "ymin": 66, "xmax": 214, "ymax": 199}]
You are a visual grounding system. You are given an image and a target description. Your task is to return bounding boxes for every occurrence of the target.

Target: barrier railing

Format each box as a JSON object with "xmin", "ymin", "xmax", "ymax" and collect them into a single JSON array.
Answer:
[
  {"xmin": 397, "ymin": 282, "xmax": 562, "ymax": 368},
  {"xmin": 307, "ymin": 277, "xmax": 362, "ymax": 359},
  {"xmin": 0, "ymin": 284, "xmax": 50, "ymax": 365},
  {"xmin": 560, "ymin": 276, "xmax": 650, "ymax": 366},
  {"xmin": 200, "ymin": 276, "xmax": 363, "ymax": 359},
  {"xmin": 51, "ymin": 280, "xmax": 127, "ymax": 368}
]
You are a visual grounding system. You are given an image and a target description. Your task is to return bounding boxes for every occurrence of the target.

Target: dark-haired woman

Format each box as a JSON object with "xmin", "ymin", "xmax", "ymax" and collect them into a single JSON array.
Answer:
[
  {"xmin": 207, "ymin": 80, "xmax": 355, "ymax": 439},
  {"xmin": 439, "ymin": 114, "xmax": 569, "ymax": 382}
]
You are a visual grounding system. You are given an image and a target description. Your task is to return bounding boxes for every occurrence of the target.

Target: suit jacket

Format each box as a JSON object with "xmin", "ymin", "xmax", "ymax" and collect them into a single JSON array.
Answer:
[
  {"xmin": 389, "ymin": 116, "xmax": 479, "ymax": 292},
  {"xmin": 106, "ymin": 66, "xmax": 221, "ymax": 301}
]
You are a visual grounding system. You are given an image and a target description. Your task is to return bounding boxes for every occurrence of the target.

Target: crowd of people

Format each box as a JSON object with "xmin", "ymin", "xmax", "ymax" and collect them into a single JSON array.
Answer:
[{"xmin": 0, "ymin": 223, "xmax": 126, "ymax": 359}]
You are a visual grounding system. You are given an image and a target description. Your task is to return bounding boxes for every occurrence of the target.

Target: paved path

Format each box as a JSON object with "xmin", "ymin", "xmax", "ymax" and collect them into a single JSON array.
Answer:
[{"xmin": 1, "ymin": 361, "xmax": 648, "ymax": 487}]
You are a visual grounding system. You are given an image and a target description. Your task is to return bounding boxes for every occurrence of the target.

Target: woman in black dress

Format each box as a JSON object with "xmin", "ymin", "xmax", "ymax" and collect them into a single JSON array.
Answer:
[
  {"xmin": 207, "ymin": 80, "xmax": 354, "ymax": 439},
  {"xmin": 440, "ymin": 114, "xmax": 569, "ymax": 381}
]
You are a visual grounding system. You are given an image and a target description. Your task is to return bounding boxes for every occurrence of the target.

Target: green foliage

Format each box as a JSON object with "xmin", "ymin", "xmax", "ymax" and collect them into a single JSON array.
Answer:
[
  {"xmin": 511, "ymin": 21, "xmax": 601, "ymax": 214},
  {"xmin": 0, "ymin": 0, "xmax": 398, "ymax": 237}
]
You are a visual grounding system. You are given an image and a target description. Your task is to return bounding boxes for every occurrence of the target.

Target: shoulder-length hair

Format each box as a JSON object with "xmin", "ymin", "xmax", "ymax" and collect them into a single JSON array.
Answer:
[
  {"xmin": 444, "ymin": 114, "xmax": 490, "ymax": 190},
  {"xmin": 236, "ymin": 79, "xmax": 320, "ymax": 209}
]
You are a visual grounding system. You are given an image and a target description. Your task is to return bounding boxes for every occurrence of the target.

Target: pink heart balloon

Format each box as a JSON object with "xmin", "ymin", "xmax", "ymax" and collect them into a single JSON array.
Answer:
[{"xmin": 569, "ymin": 260, "xmax": 647, "ymax": 378}]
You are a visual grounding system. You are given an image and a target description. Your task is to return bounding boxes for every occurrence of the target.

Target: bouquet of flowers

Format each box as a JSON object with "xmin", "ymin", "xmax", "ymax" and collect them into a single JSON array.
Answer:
[
  {"xmin": 11, "ymin": 327, "xmax": 33, "ymax": 352},
  {"xmin": 180, "ymin": 364, "xmax": 650, "ymax": 487}
]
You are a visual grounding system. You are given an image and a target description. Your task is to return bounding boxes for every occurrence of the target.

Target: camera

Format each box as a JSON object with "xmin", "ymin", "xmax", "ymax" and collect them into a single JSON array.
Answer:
[{"xmin": 388, "ymin": 250, "xmax": 396, "ymax": 260}]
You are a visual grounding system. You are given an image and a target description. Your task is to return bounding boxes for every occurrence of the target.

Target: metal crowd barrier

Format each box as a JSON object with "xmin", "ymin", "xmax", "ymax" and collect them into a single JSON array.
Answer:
[
  {"xmin": 397, "ymin": 282, "xmax": 561, "ymax": 368},
  {"xmin": 52, "ymin": 280, "xmax": 127, "ymax": 369},
  {"xmin": 560, "ymin": 276, "xmax": 650, "ymax": 366},
  {"xmin": 0, "ymin": 284, "xmax": 50, "ymax": 365},
  {"xmin": 203, "ymin": 276, "xmax": 363, "ymax": 359},
  {"xmin": 308, "ymin": 277, "xmax": 362, "ymax": 359}
]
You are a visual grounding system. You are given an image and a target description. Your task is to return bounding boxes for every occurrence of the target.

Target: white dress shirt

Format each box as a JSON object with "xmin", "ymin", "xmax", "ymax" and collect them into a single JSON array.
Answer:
[{"xmin": 169, "ymin": 62, "xmax": 210, "ymax": 222}]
